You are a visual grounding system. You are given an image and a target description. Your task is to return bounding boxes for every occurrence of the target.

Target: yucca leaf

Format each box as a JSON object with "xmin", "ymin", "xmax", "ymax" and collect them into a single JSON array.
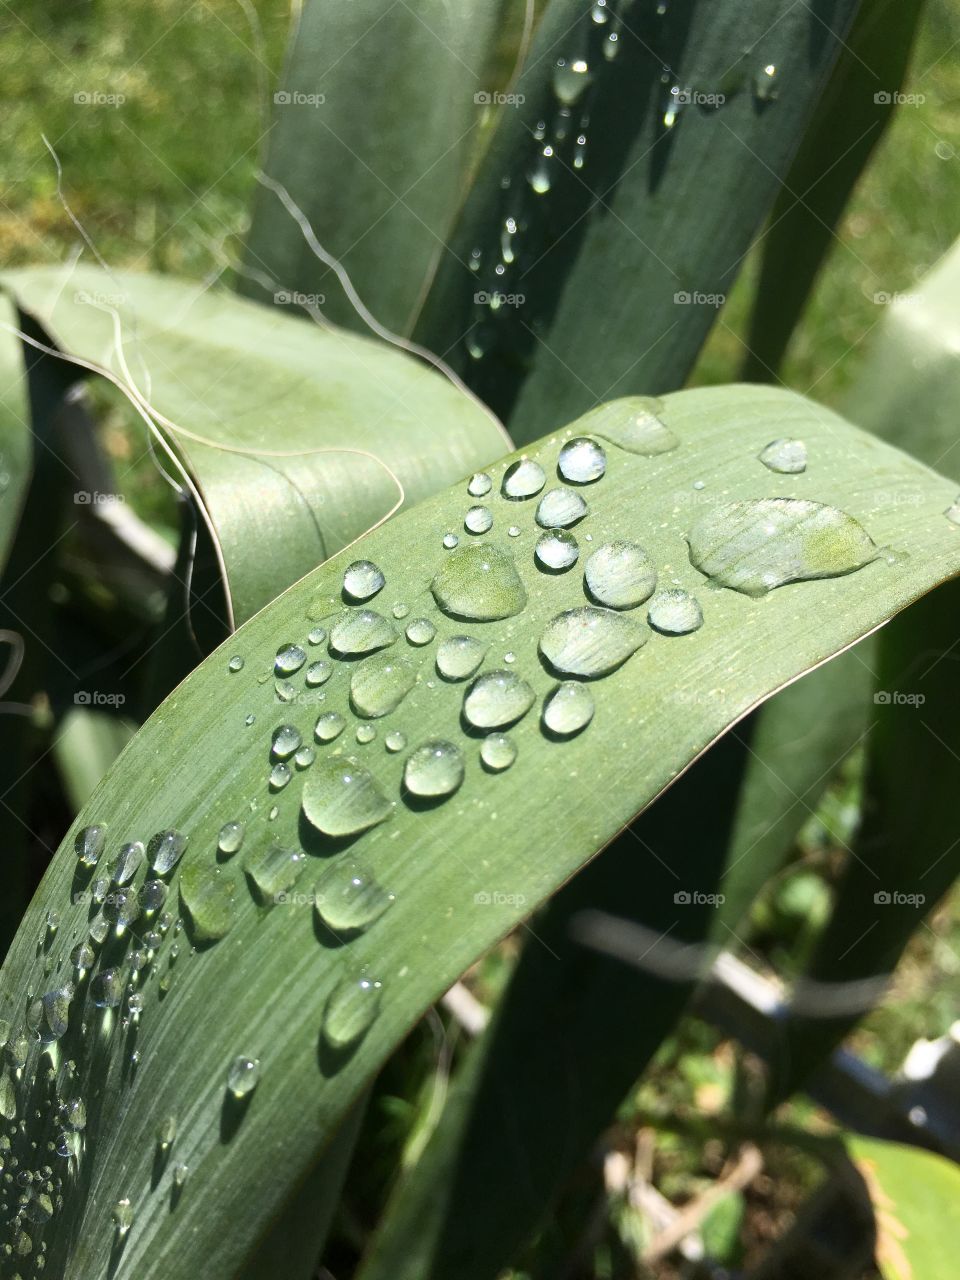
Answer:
[
  {"xmin": 1, "ymin": 385, "xmax": 957, "ymax": 1279},
  {"xmin": 0, "ymin": 297, "xmax": 30, "ymax": 569},
  {"xmin": 2, "ymin": 266, "xmax": 508, "ymax": 627}
]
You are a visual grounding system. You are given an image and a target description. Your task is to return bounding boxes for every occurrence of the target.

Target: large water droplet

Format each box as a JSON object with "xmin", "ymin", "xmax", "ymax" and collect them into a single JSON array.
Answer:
[
  {"xmin": 302, "ymin": 758, "xmax": 393, "ymax": 836},
  {"xmin": 179, "ymin": 864, "xmax": 238, "ymax": 941},
  {"xmin": 558, "ymin": 437, "xmax": 606, "ymax": 484},
  {"xmin": 502, "ymin": 458, "xmax": 546, "ymax": 499},
  {"xmin": 91, "ymin": 968, "xmax": 123, "ymax": 1009},
  {"xmin": 584, "ymin": 541, "xmax": 657, "ymax": 608},
  {"xmin": 315, "ymin": 711, "xmax": 346, "ymax": 742},
  {"xmin": 431, "ymin": 544, "xmax": 527, "ymax": 621},
  {"xmin": 227, "ymin": 1055, "xmax": 260, "ymax": 1098},
  {"xmin": 536, "ymin": 487, "xmax": 588, "ymax": 528},
  {"xmin": 436, "ymin": 634, "xmax": 488, "ymax": 681},
  {"xmin": 687, "ymin": 498, "xmax": 879, "ymax": 597},
  {"xmin": 218, "ymin": 821, "xmax": 245, "ymax": 856},
  {"xmin": 323, "ymin": 976, "xmax": 382, "ymax": 1048},
  {"xmin": 272, "ymin": 724, "xmax": 302, "ymax": 759},
  {"xmin": 103, "ymin": 887, "xmax": 141, "ymax": 932},
  {"xmin": 329, "ymin": 609, "xmax": 398, "ymax": 656},
  {"xmin": 275, "ymin": 644, "xmax": 306, "ymax": 677},
  {"xmin": 647, "ymin": 589, "xmax": 704, "ymax": 634},
  {"xmin": 246, "ymin": 845, "xmax": 306, "ymax": 903},
  {"xmin": 540, "ymin": 606, "xmax": 648, "ymax": 677},
  {"xmin": 40, "ymin": 986, "xmax": 72, "ymax": 1040},
  {"xmin": 75, "ymin": 824, "xmax": 106, "ymax": 867},
  {"xmin": 0, "ymin": 1071, "xmax": 17, "ymax": 1121},
  {"xmin": 535, "ymin": 529, "xmax": 580, "ymax": 572},
  {"xmin": 463, "ymin": 670, "xmax": 535, "ymax": 728},
  {"xmin": 306, "ymin": 659, "xmax": 333, "ymax": 686},
  {"xmin": 464, "ymin": 505, "xmax": 493, "ymax": 535},
  {"xmin": 342, "ymin": 559, "xmax": 385, "ymax": 602},
  {"xmin": 577, "ymin": 397, "xmax": 679, "ymax": 455},
  {"xmin": 403, "ymin": 740, "xmax": 465, "ymax": 798},
  {"xmin": 467, "ymin": 472, "xmax": 492, "ymax": 497},
  {"xmin": 759, "ymin": 438, "xmax": 807, "ymax": 474},
  {"xmin": 543, "ymin": 682, "xmax": 595, "ymax": 736},
  {"xmin": 315, "ymin": 861, "xmax": 395, "ymax": 933},
  {"xmin": 148, "ymin": 829, "xmax": 188, "ymax": 875},
  {"xmin": 350, "ymin": 657, "xmax": 415, "ymax": 718},
  {"xmin": 111, "ymin": 841, "xmax": 144, "ymax": 885}
]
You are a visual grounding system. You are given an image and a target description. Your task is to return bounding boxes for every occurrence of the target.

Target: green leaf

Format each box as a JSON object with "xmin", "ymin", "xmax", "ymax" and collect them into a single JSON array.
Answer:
[
  {"xmin": 2, "ymin": 265, "xmax": 509, "ymax": 625},
  {"xmin": 0, "ymin": 296, "xmax": 31, "ymax": 569},
  {"xmin": 53, "ymin": 709, "xmax": 137, "ymax": 813},
  {"xmin": 1, "ymin": 385, "xmax": 957, "ymax": 1279},
  {"xmin": 240, "ymin": 0, "xmax": 516, "ymax": 335},
  {"xmin": 414, "ymin": 0, "xmax": 864, "ymax": 440}
]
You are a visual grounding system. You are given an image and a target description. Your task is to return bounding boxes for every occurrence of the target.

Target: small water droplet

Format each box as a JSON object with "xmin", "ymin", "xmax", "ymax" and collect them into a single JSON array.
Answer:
[
  {"xmin": 508, "ymin": 525, "xmax": 521, "ymax": 537},
  {"xmin": 543, "ymin": 682, "xmax": 595, "ymax": 736},
  {"xmin": 945, "ymin": 496, "xmax": 960, "ymax": 525},
  {"xmin": 758, "ymin": 438, "xmax": 807, "ymax": 474},
  {"xmin": 140, "ymin": 879, "xmax": 167, "ymax": 913},
  {"xmin": 591, "ymin": 0, "xmax": 609, "ymax": 23},
  {"xmin": 540, "ymin": 607, "xmax": 648, "ymax": 677},
  {"xmin": 391, "ymin": 601, "xmax": 410, "ymax": 619},
  {"xmin": 403, "ymin": 740, "xmax": 465, "ymax": 798},
  {"xmin": 647, "ymin": 589, "xmax": 704, "ymax": 635},
  {"xmin": 269, "ymin": 762, "xmax": 292, "ymax": 790},
  {"xmin": 173, "ymin": 1161, "xmax": 189, "ymax": 1188},
  {"xmin": 295, "ymin": 745, "xmax": 316, "ymax": 769},
  {"xmin": 315, "ymin": 862, "xmax": 395, "ymax": 933},
  {"xmin": 405, "ymin": 618, "xmax": 437, "ymax": 646},
  {"xmin": 272, "ymin": 724, "xmax": 302, "ymax": 759},
  {"xmin": 535, "ymin": 529, "xmax": 579, "ymax": 572},
  {"xmin": 315, "ymin": 711, "xmax": 346, "ymax": 742},
  {"xmin": 443, "ymin": 532, "xmax": 459, "ymax": 549},
  {"xmin": 436, "ymin": 634, "xmax": 488, "ymax": 681},
  {"xmin": 687, "ymin": 498, "xmax": 879, "ymax": 597},
  {"xmin": 480, "ymin": 732, "xmax": 517, "ymax": 771},
  {"xmin": 227, "ymin": 1055, "xmax": 260, "ymax": 1099},
  {"xmin": 502, "ymin": 458, "xmax": 546, "ymax": 499},
  {"xmin": 467, "ymin": 472, "xmax": 492, "ymax": 497},
  {"xmin": 70, "ymin": 943, "xmax": 94, "ymax": 972},
  {"xmin": 463, "ymin": 670, "xmax": 535, "ymax": 729},
  {"xmin": 148, "ymin": 830, "xmax": 188, "ymax": 875},
  {"xmin": 536, "ymin": 487, "xmax": 588, "ymax": 528},
  {"xmin": 113, "ymin": 1198, "xmax": 134, "ymax": 1237},
  {"xmin": 245, "ymin": 713, "xmax": 256, "ymax": 726},
  {"xmin": 553, "ymin": 56, "xmax": 592, "ymax": 106},
  {"xmin": 464, "ymin": 505, "xmax": 493, "ymax": 535},
  {"xmin": 754, "ymin": 62, "xmax": 779, "ymax": 102},
  {"xmin": 342, "ymin": 559, "xmax": 386, "ymax": 602},
  {"xmin": 156, "ymin": 1115, "xmax": 176, "ymax": 1152},
  {"xmin": 584, "ymin": 541, "xmax": 657, "ymax": 609},
  {"xmin": 228, "ymin": 655, "xmax": 244, "ymax": 673},
  {"xmin": 75, "ymin": 824, "xmax": 106, "ymax": 868},
  {"xmin": 350, "ymin": 656, "xmax": 416, "ymax": 717},
  {"xmin": 302, "ymin": 758, "xmax": 393, "ymax": 836},
  {"xmin": 90, "ymin": 968, "xmax": 123, "ymax": 1009},
  {"xmin": 323, "ymin": 975, "xmax": 382, "ymax": 1048},
  {"xmin": 0, "ymin": 1071, "xmax": 16, "ymax": 1121},
  {"xmin": 111, "ymin": 841, "xmax": 144, "ymax": 885},
  {"xmin": 275, "ymin": 644, "xmax": 306, "ymax": 677},
  {"xmin": 218, "ymin": 822, "xmax": 245, "ymax": 855},
  {"xmin": 356, "ymin": 724, "xmax": 377, "ymax": 744},
  {"xmin": 431, "ymin": 544, "xmax": 527, "ymax": 621},
  {"xmin": 306, "ymin": 659, "xmax": 333, "ymax": 686},
  {"xmin": 103, "ymin": 887, "xmax": 141, "ymax": 932},
  {"xmin": 179, "ymin": 864, "xmax": 238, "ymax": 940},
  {"xmin": 558, "ymin": 437, "xmax": 606, "ymax": 484},
  {"xmin": 385, "ymin": 729, "xmax": 406, "ymax": 752},
  {"xmin": 329, "ymin": 609, "xmax": 398, "ymax": 655}
]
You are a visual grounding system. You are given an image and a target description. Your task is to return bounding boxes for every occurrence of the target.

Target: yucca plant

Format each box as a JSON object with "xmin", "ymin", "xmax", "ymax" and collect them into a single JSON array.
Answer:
[{"xmin": 1, "ymin": 2, "xmax": 959, "ymax": 1277}]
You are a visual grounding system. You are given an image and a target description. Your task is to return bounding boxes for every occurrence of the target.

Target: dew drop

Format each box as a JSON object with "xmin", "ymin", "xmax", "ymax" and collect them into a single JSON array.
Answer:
[
  {"xmin": 275, "ymin": 644, "xmax": 306, "ymax": 676},
  {"xmin": 577, "ymin": 396, "xmax": 679, "ymax": 455},
  {"xmin": 70, "ymin": 943, "xmax": 94, "ymax": 972},
  {"xmin": 754, "ymin": 62, "xmax": 779, "ymax": 102},
  {"xmin": 301, "ymin": 758, "xmax": 393, "ymax": 836},
  {"xmin": 759, "ymin": 438, "xmax": 807, "ymax": 474},
  {"xmin": 431, "ymin": 544, "xmax": 527, "ymax": 621},
  {"xmin": 269, "ymin": 762, "xmax": 292, "ymax": 790},
  {"xmin": 103, "ymin": 887, "xmax": 141, "ymax": 932},
  {"xmin": 463, "ymin": 670, "xmax": 535, "ymax": 729},
  {"xmin": 558, "ymin": 437, "xmax": 606, "ymax": 484},
  {"xmin": 315, "ymin": 861, "xmax": 395, "ymax": 933},
  {"xmin": 156, "ymin": 1115, "xmax": 176, "ymax": 1152},
  {"xmin": 315, "ymin": 711, "xmax": 346, "ymax": 742},
  {"xmin": 356, "ymin": 724, "xmax": 377, "ymax": 744},
  {"xmin": 467, "ymin": 472, "xmax": 492, "ymax": 497},
  {"xmin": 535, "ymin": 529, "xmax": 579, "ymax": 572},
  {"xmin": 584, "ymin": 541, "xmax": 657, "ymax": 609},
  {"xmin": 536, "ymin": 487, "xmax": 588, "ymax": 528},
  {"xmin": 647, "ymin": 589, "xmax": 704, "ymax": 635},
  {"xmin": 540, "ymin": 606, "xmax": 648, "ymax": 677},
  {"xmin": 436, "ymin": 634, "xmax": 488, "ymax": 681},
  {"xmin": 687, "ymin": 498, "xmax": 879, "ymax": 597},
  {"xmin": 405, "ymin": 618, "xmax": 437, "ymax": 646},
  {"xmin": 75, "ymin": 824, "xmax": 106, "ymax": 868},
  {"xmin": 140, "ymin": 879, "xmax": 167, "ymax": 913},
  {"xmin": 275, "ymin": 679, "xmax": 297, "ymax": 702},
  {"xmin": 245, "ymin": 845, "xmax": 305, "ymax": 902},
  {"xmin": 553, "ymin": 56, "xmax": 592, "ymax": 106},
  {"xmin": 464, "ymin": 505, "xmax": 493, "ymax": 535},
  {"xmin": 480, "ymin": 732, "xmax": 517, "ymax": 771},
  {"xmin": 148, "ymin": 829, "xmax": 188, "ymax": 875},
  {"xmin": 342, "ymin": 559, "xmax": 386, "ymax": 603},
  {"xmin": 271, "ymin": 724, "xmax": 302, "ymax": 759},
  {"xmin": 392, "ymin": 602, "xmax": 410, "ymax": 620},
  {"xmin": 946, "ymin": 496, "xmax": 960, "ymax": 525},
  {"xmin": 350, "ymin": 656, "xmax": 416, "ymax": 717},
  {"xmin": 323, "ymin": 976, "xmax": 382, "ymax": 1048},
  {"xmin": 502, "ymin": 458, "xmax": 546, "ymax": 499},
  {"xmin": 228, "ymin": 655, "xmax": 244, "ymax": 673},
  {"xmin": 173, "ymin": 1161, "xmax": 189, "ymax": 1188},
  {"xmin": 227, "ymin": 1055, "xmax": 260, "ymax": 1099},
  {"xmin": 403, "ymin": 740, "xmax": 465, "ymax": 798},
  {"xmin": 543, "ymin": 682, "xmax": 595, "ymax": 736},
  {"xmin": 385, "ymin": 729, "xmax": 406, "ymax": 753},
  {"xmin": 442, "ymin": 532, "xmax": 459, "ymax": 549},
  {"xmin": 218, "ymin": 822, "xmax": 245, "ymax": 855},
  {"xmin": 508, "ymin": 525, "xmax": 521, "ymax": 537},
  {"xmin": 0, "ymin": 1071, "xmax": 16, "ymax": 1121},
  {"xmin": 90, "ymin": 968, "xmax": 123, "ymax": 1009},
  {"xmin": 179, "ymin": 864, "xmax": 238, "ymax": 941},
  {"xmin": 308, "ymin": 625, "xmax": 327, "ymax": 645},
  {"xmin": 306, "ymin": 659, "xmax": 333, "ymax": 687},
  {"xmin": 111, "ymin": 841, "xmax": 144, "ymax": 885},
  {"xmin": 329, "ymin": 609, "xmax": 398, "ymax": 655},
  {"xmin": 113, "ymin": 1198, "xmax": 134, "ymax": 1238},
  {"xmin": 295, "ymin": 745, "xmax": 316, "ymax": 769}
]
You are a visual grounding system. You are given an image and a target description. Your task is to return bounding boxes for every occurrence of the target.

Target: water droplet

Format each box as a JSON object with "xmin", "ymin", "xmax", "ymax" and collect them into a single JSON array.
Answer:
[
  {"xmin": 945, "ymin": 496, "xmax": 960, "ymax": 525},
  {"xmin": 464, "ymin": 505, "xmax": 493, "ymax": 535},
  {"xmin": 70, "ymin": 943, "xmax": 94, "ymax": 972},
  {"xmin": 40, "ymin": 987, "xmax": 72, "ymax": 1040},
  {"xmin": 148, "ymin": 829, "xmax": 188, "ymax": 875},
  {"xmin": 113, "ymin": 1198, "xmax": 134, "ymax": 1237},
  {"xmin": 275, "ymin": 644, "xmax": 306, "ymax": 676},
  {"xmin": 591, "ymin": 0, "xmax": 609, "ymax": 22},
  {"xmin": 436, "ymin": 634, "xmax": 488, "ymax": 681},
  {"xmin": 179, "ymin": 864, "xmax": 238, "ymax": 940},
  {"xmin": 553, "ymin": 56, "xmax": 592, "ymax": 106},
  {"xmin": 443, "ymin": 532, "xmax": 459, "ymax": 549},
  {"xmin": 228, "ymin": 655, "xmax": 244, "ymax": 673},
  {"xmin": 647, "ymin": 589, "xmax": 704, "ymax": 635},
  {"xmin": 246, "ymin": 845, "xmax": 305, "ymax": 902},
  {"xmin": 315, "ymin": 861, "xmax": 395, "ymax": 933},
  {"xmin": 687, "ymin": 498, "xmax": 879, "ymax": 597},
  {"xmin": 558, "ymin": 437, "xmax": 606, "ymax": 484},
  {"xmin": 467, "ymin": 472, "xmax": 492, "ymax": 497},
  {"xmin": 140, "ymin": 879, "xmax": 167, "ymax": 913},
  {"xmin": 75, "ymin": 824, "xmax": 106, "ymax": 867},
  {"xmin": 536, "ymin": 487, "xmax": 588, "ymax": 528},
  {"xmin": 323, "ymin": 976, "xmax": 382, "ymax": 1048},
  {"xmin": 330, "ymin": 609, "xmax": 398, "ymax": 655},
  {"xmin": 527, "ymin": 151, "xmax": 553, "ymax": 194},
  {"xmin": 315, "ymin": 711, "xmax": 346, "ymax": 742},
  {"xmin": 307, "ymin": 626, "xmax": 328, "ymax": 647},
  {"xmin": 392, "ymin": 602, "xmax": 410, "ymax": 619},
  {"xmin": 350, "ymin": 656, "xmax": 416, "ymax": 717},
  {"xmin": 306, "ymin": 659, "xmax": 333, "ymax": 686},
  {"xmin": 463, "ymin": 670, "xmax": 535, "ymax": 729},
  {"xmin": 758, "ymin": 438, "xmax": 807, "ymax": 474},
  {"xmin": 502, "ymin": 458, "xmax": 546, "ymax": 499},
  {"xmin": 227, "ymin": 1055, "xmax": 260, "ymax": 1098},
  {"xmin": 269, "ymin": 762, "xmax": 292, "ymax": 790},
  {"xmin": 535, "ymin": 529, "xmax": 579, "ymax": 572},
  {"xmin": 578, "ymin": 397, "xmax": 679, "ymax": 455},
  {"xmin": 173, "ymin": 1161, "xmax": 189, "ymax": 1188},
  {"xmin": 59, "ymin": 1097, "xmax": 86, "ymax": 1130},
  {"xmin": 103, "ymin": 887, "xmax": 141, "ymax": 932},
  {"xmin": 342, "ymin": 559, "xmax": 385, "ymax": 602},
  {"xmin": 218, "ymin": 821, "xmax": 245, "ymax": 855},
  {"xmin": 302, "ymin": 758, "xmax": 393, "ymax": 836},
  {"xmin": 89, "ymin": 913, "xmax": 110, "ymax": 945},
  {"xmin": 405, "ymin": 618, "xmax": 437, "ymax": 646},
  {"xmin": 295, "ymin": 745, "xmax": 316, "ymax": 769},
  {"xmin": 156, "ymin": 1115, "xmax": 176, "ymax": 1152},
  {"xmin": 110, "ymin": 841, "xmax": 144, "ymax": 885},
  {"xmin": 356, "ymin": 724, "xmax": 377, "ymax": 744},
  {"xmin": 603, "ymin": 30, "xmax": 619, "ymax": 60},
  {"xmin": 0, "ymin": 1071, "xmax": 16, "ymax": 1121},
  {"xmin": 508, "ymin": 525, "xmax": 521, "ymax": 537},
  {"xmin": 754, "ymin": 62, "xmax": 779, "ymax": 102},
  {"xmin": 272, "ymin": 724, "xmax": 302, "ymax": 759},
  {"xmin": 584, "ymin": 541, "xmax": 657, "ymax": 609},
  {"xmin": 431, "ymin": 544, "xmax": 527, "ymax": 621},
  {"xmin": 128, "ymin": 990, "xmax": 145, "ymax": 1015},
  {"xmin": 90, "ymin": 968, "xmax": 123, "ymax": 1009},
  {"xmin": 245, "ymin": 713, "xmax": 256, "ymax": 726},
  {"xmin": 385, "ymin": 729, "xmax": 406, "ymax": 752},
  {"xmin": 540, "ymin": 606, "xmax": 648, "ymax": 677},
  {"xmin": 480, "ymin": 732, "xmax": 517, "ymax": 771},
  {"xmin": 543, "ymin": 682, "xmax": 595, "ymax": 736},
  {"xmin": 403, "ymin": 740, "xmax": 465, "ymax": 798}
]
